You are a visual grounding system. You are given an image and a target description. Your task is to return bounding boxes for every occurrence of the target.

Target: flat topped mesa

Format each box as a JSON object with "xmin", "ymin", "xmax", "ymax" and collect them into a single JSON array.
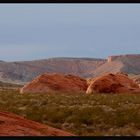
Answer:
[
  {"xmin": 107, "ymin": 54, "xmax": 140, "ymax": 62},
  {"xmin": 20, "ymin": 73, "xmax": 88, "ymax": 94}
]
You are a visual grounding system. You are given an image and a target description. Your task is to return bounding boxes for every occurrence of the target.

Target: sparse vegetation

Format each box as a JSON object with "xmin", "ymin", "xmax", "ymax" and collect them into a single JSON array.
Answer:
[{"xmin": 0, "ymin": 88, "xmax": 140, "ymax": 136}]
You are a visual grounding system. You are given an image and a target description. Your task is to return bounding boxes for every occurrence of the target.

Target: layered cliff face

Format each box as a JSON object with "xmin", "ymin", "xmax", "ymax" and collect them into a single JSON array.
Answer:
[
  {"xmin": 107, "ymin": 54, "xmax": 140, "ymax": 62},
  {"xmin": 88, "ymin": 54, "xmax": 140, "ymax": 78}
]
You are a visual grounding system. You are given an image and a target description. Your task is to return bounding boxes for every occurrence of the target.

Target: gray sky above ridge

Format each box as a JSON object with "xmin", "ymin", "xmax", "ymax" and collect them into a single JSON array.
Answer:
[{"xmin": 0, "ymin": 4, "xmax": 140, "ymax": 61}]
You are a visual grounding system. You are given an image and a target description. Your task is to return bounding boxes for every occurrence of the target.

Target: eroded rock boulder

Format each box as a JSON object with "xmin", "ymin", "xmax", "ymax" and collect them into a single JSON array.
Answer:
[
  {"xmin": 86, "ymin": 73, "xmax": 140, "ymax": 94},
  {"xmin": 20, "ymin": 73, "xmax": 87, "ymax": 94}
]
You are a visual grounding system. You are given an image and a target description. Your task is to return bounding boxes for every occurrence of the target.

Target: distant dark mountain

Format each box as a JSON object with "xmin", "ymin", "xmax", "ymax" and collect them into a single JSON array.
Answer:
[
  {"xmin": 0, "ymin": 57, "xmax": 106, "ymax": 84},
  {"xmin": 0, "ymin": 54, "xmax": 139, "ymax": 84}
]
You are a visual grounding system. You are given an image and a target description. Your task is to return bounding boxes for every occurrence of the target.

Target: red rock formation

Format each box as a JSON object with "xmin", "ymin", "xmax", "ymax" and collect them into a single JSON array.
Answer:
[
  {"xmin": 86, "ymin": 73, "xmax": 140, "ymax": 94},
  {"xmin": 20, "ymin": 73, "xmax": 87, "ymax": 94},
  {"xmin": 0, "ymin": 111, "xmax": 74, "ymax": 136}
]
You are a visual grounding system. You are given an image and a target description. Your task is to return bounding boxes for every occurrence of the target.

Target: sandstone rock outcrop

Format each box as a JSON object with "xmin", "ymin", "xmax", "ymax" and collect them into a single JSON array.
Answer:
[
  {"xmin": 86, "ymin": 73, "xmax": 140, "ymax": 94},
  {"xmin": 0, "ymin": 111, "xmax": 74, "ymax": 136},
  {"xmin": 130, "ymin": 74, "xmax": 140, "ymax": 85},
  {"xmin": 20, "ymin": 73, "xmax": 87, "ymax": 94}
]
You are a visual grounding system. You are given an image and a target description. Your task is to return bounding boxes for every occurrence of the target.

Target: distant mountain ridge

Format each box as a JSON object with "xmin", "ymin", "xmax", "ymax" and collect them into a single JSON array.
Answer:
[
  {"xmin": 0, "ymin": 54, "xmax": 139, "ymax": 84},
  {"xmin": 90, "ymin": 54, "xmax": 140, "ymax": 76},
  {"xmin": 0, "ymin": 57, "xmax": 106, "ymax": 84}
]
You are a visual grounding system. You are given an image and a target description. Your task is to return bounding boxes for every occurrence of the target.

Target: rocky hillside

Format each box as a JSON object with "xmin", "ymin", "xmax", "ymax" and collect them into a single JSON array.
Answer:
[
  {"xmin": 88, "ymin": 54, "xmax": 140, "ymax": 78},
  {"xmin": 20, "ymin": 72, "xmax": 140, "ymax": 95},
  {"xmin": 0, "ymin": 54, "xmax": 139, "ymax": 84},
  {"xmin": 0, "ymin": 57, "xmax": 106, "ymax": 84}
]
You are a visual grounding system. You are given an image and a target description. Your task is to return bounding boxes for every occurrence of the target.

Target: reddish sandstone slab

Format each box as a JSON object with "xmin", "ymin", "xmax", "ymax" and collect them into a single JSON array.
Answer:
[{"xmin": 0, "ymin": 111, "xmax": 74, "ymax": 136}]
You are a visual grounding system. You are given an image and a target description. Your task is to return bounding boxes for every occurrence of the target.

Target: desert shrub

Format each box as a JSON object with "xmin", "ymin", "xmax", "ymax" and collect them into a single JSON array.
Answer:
[{"xmin": 0, "ymin": 89, "xmax": 140, "ymax": 136}]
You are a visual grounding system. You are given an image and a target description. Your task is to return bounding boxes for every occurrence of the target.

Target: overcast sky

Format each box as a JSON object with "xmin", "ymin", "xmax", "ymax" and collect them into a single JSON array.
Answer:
[{"xmin": 0, "ymin": 4, "xmax": 140, "ymax": 61}]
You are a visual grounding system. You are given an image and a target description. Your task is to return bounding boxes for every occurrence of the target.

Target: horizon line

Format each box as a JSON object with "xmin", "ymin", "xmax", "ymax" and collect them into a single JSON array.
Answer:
[{"xmin": 0, "ymin": 53, "xmax": 140, "ymax": 63}]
